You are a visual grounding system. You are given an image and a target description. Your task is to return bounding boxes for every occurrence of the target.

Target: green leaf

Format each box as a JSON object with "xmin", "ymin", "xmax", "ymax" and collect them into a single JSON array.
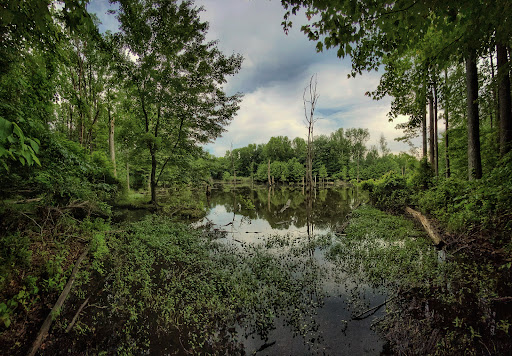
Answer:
[
  {"xmin": 0, "ymin": 117, "xmax": 13, "ymax": 141},
  {"xmin": 33, "ymin": 154, "xmax": 41, "ymax": 166},
  {"xmin": 29, "ymin": 139, "xmax": 39, "ymax": 154}
]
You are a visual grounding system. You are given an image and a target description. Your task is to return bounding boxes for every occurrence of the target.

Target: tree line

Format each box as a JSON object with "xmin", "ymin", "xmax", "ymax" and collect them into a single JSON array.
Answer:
[{"xmin": 212, "ymin": 129, "xmax": 418, "ymax": 184}]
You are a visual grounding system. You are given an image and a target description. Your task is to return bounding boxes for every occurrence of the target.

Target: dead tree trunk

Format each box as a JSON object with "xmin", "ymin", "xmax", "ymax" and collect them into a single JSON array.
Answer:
[
  {"xmin": 303, "ymin": 75, "xmax": 319, "ymax": 193},
  {"xmin": 434, "ymin": 80, "xmax": 439, "ymax": 176},
  {"xmin": 405, "ymin": 207, "xmax": 443, "ymax": 246}
]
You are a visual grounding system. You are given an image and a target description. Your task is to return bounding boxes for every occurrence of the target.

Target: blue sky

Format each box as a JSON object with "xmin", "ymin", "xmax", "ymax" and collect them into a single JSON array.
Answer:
[{"xmin": 87, "ymin": 0, "xmax": 417, "ymax": 157}]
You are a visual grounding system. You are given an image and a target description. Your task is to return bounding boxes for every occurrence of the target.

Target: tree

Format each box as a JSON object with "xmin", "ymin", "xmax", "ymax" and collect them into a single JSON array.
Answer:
[
  {"xmin": 263, "ymin": 136, "xmax": 294, "ymax": 162},
  {"xmin": 318, "ymin": 164, "xmax": 327, "ymax": 185},
  {"xmin": 465, "ymin": 50, "xmax": 482, "ymax": 180},
  {"xmin": 497, "ymin": 43, "xmax": 512, "ymax": 156},
  {"xmin": 303, "ymin": 75, "xmax": 319, "ymax": 191},
  {"xmin": 115, "ymin": 0, "xmax": 242, "ymax": 204},
  {"xmin": 292, "ymin": 137, "xmax": 307, "ymax": 164},
  {"xmin": 346, "ymin": 128, "xmax": 369, "ymax": 182},
  {"xmin": 0, "ymin": 0, "xmax": 94, "ymax": 171},
  {"xmin": 379, "ymin": 134, "xmax": 390, "ymax": 157}
]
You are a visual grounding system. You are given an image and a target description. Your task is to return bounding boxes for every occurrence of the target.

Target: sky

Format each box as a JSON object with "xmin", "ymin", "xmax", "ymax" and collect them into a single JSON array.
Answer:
[{"xmin": 88, "ymin": 0, "xmax": 416, "ymax": 157}]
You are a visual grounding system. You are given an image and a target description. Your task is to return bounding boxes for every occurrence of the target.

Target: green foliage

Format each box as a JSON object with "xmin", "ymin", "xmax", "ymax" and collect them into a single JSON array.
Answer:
[
  {"xmin": 42, "ymin": 250, "xmax": 68, "ymax": 293},
  {"xmin": 210, "ymin": 130, "xmax": 414, "ymax": 185},
  {"xmin": 0, "ymin": 275, "xmax": 39, "ymax": 328},
  {"xmin": 22, "ymin": 134, "xmax": 121, "ymax": 205},
  {"xmin": 408, "ymin": 157, "xmax": 434, "ymax": 191},
  {"xmin": 418, "ymin": 152, "xmax": 512, "ymax": 234},
  {"xmin": 65, "ymin": 215, "xmax": 339, "ymax": 354},
  {"xmin": 221, "ymin": 171, "xmax": 231, "ymax": 181},
  {"xmin": 0, "ymin": 117, "xmax": 41, "ymax": 171},
  {"xmin": 328, "ymin": 205, "xmax": 438, "ymax": 289},
  {"xmin": 361, "ymin": 171, "xmax": 411, "ymax": 212},
  {"xmin": 287, "ymin": 157, "xmax": 305, "ymax": 182},
  {"xmin": 90, "ymin": 232, "xmax": 109, "ymax": 275}
]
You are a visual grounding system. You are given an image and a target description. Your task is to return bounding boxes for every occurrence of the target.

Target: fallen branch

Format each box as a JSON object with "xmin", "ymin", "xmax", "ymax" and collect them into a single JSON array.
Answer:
[
  {"xmin": 256, "ymin": 340, "xmax": 276, "ymax": 353},
  {"xmin": 353, "ymin": 294, "xmax": 398, "ymax": 320},
  {"xmin": 65, "ymin": 296, "xmax": 90, "ymax": 333},
  {"xmin": 405, "ymin": 206, "xmax": 444, "ymax": 246},
  {"xmin": 492, "ymin": 296, "xmax": 512, "ymax": 303},
  {"xmin": 12, "ymin": 197, "xmax": 43, "ymax": 204},
  {"xmin": 27, "ymin": 248, "xmax": 89, "ymax": 356}
]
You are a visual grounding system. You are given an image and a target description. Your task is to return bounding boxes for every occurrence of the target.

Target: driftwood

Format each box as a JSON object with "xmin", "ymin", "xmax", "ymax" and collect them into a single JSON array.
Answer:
[
  {"xmin": 27, "ymin": 248, "xmax": 89, "ymax": 356},
  {"xmin": 405, "ymin": 207, "xmax": 444, "ymax": 246}
]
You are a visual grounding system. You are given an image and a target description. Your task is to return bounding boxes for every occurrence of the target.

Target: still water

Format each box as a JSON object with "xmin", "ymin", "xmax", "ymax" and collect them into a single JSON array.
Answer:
[{"xmin": 196, "ymin": 184, "xmax": 388, "ymax": 355}]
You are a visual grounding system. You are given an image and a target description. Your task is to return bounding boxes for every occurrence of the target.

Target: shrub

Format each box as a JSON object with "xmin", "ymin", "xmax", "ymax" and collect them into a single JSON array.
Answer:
[{"xmin": 362, "ymin": 171, "xmax": 411, "ymax": 212}]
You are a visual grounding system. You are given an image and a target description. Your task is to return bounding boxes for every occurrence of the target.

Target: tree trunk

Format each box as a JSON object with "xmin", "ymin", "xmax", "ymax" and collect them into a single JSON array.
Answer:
[
  {"xmin": 490, "ymin": 49, "xmax": 497, "ymax": 129},
  {"xmin": 150, "ymin": 151, "xmax": 157, "ymax": 204},
  {"xmin": 405, "ymin": 207, "xmax": 443, "ymax": 246},
  {"xmin": 465, "ymin": 50, "xmax": 482, "ymax": 180},
  {"xmin": 422, "ymin": 98, "xmax": 427, "ymax": 159},
  {"xmin": 126, "ymin": 161, "xmax": 130, "ymax": 191},
  {"xmin": 497, "ymin": 42, "xmax": 512, "ymax": 156},
  {"xmin": 434, "ymin": 82, "xmax": 439, "ymax": 176},
  {"xmin": 267, "ymin": 159, "xmax": 271, "ymax": 186},
  {"xmin": 108, "ymin": 109, "xmax": 117, "ymax": 177},
  {"xmin": 444, "ymin": 70, "xmax": 451, "ymax": 178},
  {"xmin": 356, "ymin": 153, "xmax": 360, "ymax": 182},
  {"xmin": 429, "ymin": 89, "xmax": 435, "ymax": 169}
]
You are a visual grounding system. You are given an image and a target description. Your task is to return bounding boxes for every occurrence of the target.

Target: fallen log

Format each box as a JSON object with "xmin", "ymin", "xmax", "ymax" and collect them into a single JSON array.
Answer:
[
  {"xmin": 405, "ymin": 207, "xmax": 444, "ymax": 246},
  {"xmin": 27, "ymin": 248, "xmax": 89, "ymax": 356}
]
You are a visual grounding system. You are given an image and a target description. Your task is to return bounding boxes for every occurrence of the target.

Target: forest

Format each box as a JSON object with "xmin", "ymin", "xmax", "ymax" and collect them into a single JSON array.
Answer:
[{"xmin": 1, "ymin": 0, "xmax": 512, "ymax": 355}]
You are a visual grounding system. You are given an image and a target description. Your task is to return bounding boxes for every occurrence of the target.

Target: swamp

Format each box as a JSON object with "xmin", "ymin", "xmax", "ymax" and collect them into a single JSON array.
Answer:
[{"xmin": 2, "ymin": 0, "xmax": 512, "ymax": 355}]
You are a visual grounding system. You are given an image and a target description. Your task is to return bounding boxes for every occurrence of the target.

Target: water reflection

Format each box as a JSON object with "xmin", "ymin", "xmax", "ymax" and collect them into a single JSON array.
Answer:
[
  {"xmin": 202, "ymin": 185, "xmax": 362, "ymax": 233},
  {"xmin": 198, "ymin": 184, "xmax": 386, "ymax": 355}
]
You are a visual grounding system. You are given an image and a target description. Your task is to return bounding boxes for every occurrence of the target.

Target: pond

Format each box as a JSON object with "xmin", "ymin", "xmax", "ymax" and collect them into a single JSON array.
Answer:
[{"xmin": 195, "ymin": 184, "xmax": 389, "ymax": 355}]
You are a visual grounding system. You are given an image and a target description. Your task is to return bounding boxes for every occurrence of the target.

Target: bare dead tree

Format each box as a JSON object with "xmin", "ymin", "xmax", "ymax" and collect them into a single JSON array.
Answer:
[{"xmin": 303, "ymin": 74, "xmax": 319, "ymax": 192}]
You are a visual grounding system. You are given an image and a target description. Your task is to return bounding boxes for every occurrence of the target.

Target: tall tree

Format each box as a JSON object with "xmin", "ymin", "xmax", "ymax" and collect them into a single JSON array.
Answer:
[
  {"xmin": 115, "ymin": 0, "xmax": 242, "ymax": 204},
  {"xmin": 345, "ymin": 128, "xmax": 369, "ymax": 182},
  {"xmin": 497, "ymin": 43, "xmax": 512, "ymax": 156},
  {"xmin": 465, "ymin": 50, "xmax": 482, "ymax": 180},
  {"xmin": 444, "ymin": 69, "xmax": 451, "ymax": 178}
]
